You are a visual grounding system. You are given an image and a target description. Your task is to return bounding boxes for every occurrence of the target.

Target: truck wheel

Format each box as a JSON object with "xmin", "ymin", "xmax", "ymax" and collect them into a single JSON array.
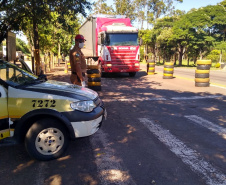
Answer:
[
  {"xmin": 25, "ymin": 118, "xmax": 69, "ymax": 161},
  {"xmin": 129, "ymin": 72, "xmax": 136, "ymax": 77}
]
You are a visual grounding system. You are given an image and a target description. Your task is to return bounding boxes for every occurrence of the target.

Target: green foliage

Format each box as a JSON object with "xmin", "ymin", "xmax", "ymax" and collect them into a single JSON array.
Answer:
[
  {"xmin": 149, "ymin": 2, "xmax": 226, "ymax": 65},
  {"xmin": 0, "ymin": 0, "xmax": 91, "ymax": 43},
  {"xmin": 223, "ymin": 52, "xmax": 226, "ymax": 62},
  {"xmin": 215, "ymin": 41, "xmax": 226, "ymax": 51},
  {"xmin": 140, "ymin": 45, "xmax": 144, "ymax": 61},
  {"xmin": 215, "ymin": 63, "xmax": 221, "ymax": 68},
  {"xmin": 36, "ymin": 12, "xmax": 80, "ymax": 56},
  {"xmin": 16, "ymin": 38, "xmax": 30, "ymax": 54},
  {"xmin": 2, "ymin": 0, "xmax": 226, "ymax": 68},
  {"xmin": 93, "ymin": 0, "xmax": 115, "ymax": 15},
  {"xmin": 114, "ymin": 0, "xmax": 136, "ymax": 22},
  {"xmin": 207, "ymin": 50, "xmax": 220, "ymax": 63}
]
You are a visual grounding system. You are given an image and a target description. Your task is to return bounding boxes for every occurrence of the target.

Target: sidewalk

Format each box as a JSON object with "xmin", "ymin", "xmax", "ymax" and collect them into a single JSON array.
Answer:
[{"xmin": 45, "ymin": 64, "xmax": 71, "ymax": 83}]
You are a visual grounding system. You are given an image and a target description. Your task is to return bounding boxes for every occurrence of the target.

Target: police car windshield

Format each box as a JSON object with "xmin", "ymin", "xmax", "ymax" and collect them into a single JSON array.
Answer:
[
  {"xmin": 105, "ymin": 33, "xmax": 138, "ymax": 46},
  {"xmin": 0, "ymin": 61, "xmax": 40, "ymax": 87}
]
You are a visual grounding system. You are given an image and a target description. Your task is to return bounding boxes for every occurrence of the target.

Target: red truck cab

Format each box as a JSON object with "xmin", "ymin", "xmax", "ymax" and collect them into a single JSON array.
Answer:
[{"xmin": 79, "ymin": 15, "xmax": 140, "ymax": 77}]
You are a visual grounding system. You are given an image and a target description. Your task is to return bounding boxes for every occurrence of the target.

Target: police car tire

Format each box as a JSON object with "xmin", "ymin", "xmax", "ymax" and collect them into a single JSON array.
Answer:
[{"xmin": 25, "ymin": 118, "xmax": 69, "ymax": 161}]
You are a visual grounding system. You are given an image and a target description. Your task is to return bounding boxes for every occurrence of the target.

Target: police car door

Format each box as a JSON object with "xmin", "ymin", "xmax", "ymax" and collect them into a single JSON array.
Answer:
[{"xmin": 0, "ymin": 67, "xmax": 9, "ymax": 140}]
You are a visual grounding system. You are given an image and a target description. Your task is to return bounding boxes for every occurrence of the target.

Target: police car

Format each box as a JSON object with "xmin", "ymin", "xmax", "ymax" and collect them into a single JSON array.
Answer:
[{"xmin": 0, "ymin": 59, "xmax": 106, "ymax": 160}]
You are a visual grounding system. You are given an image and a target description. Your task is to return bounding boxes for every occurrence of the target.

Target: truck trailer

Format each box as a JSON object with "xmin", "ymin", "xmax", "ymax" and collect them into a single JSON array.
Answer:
[{"xmin": 79, "ymin": 15, "xmax": 140, "ymax": 77}]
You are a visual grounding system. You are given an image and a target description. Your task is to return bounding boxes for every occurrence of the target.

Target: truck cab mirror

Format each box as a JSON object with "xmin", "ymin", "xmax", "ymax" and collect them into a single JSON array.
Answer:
[
  {"xmin": 98, "ymin": 33, "xmax": 105, "ymax": 45},
  {"xmin": 98, "ymin": 34, "xmax": 102, "ymax": 45}
]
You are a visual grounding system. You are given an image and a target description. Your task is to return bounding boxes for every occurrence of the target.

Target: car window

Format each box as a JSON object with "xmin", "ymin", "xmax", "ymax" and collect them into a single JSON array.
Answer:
[
  {"xmin": 0, "ymin": 61, "xmax": 38, "ymax": 86},
  {"xmin": 9, "ymin": 59, "xmax": 33, "ymax": 74}
]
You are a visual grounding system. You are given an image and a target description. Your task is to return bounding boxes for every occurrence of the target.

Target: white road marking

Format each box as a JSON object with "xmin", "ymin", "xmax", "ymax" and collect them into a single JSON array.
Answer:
[
  {"xmin": 138, "ymin": 118, "xmax": 226, "ymax": 185},
  {"xmin": 185, "ymin": 115, "xmax": 226, "ymax": 138},
  {"xmin": 90, "ymin": 130, "xmax": 136, "ymax": 185},
  {"xmin": 103, "ymin": 95, "xmax": 223, "ymax": 102},
  {"xmin": 210, "ymin": 84, "xmax": 226, "ymax": 90},
  {"xmin": 171, "ymin": 95, "xmax": 223, "ymax": 100}
]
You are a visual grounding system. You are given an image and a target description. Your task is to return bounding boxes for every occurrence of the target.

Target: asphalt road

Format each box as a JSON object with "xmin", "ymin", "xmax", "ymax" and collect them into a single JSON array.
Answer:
[
  {"xmin": 0, "ymin": 64, "xmax": 226, "ymax": 185},
  {"xmin": 155, "ymin": 65, "xmax": 226, "ymax": 87}
]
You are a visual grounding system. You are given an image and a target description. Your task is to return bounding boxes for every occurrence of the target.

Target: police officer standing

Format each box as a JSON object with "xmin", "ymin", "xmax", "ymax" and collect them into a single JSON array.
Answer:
[{"xmin": 70, "ymin": 34, "xmax": 87, "ymax": 87}]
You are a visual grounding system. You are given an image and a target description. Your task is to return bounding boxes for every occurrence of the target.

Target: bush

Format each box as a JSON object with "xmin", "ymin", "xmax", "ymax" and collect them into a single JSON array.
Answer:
[
  {"xmin": 222, "ymin": 52, "xmax": 226, "ymax": 63},
  {"xmin": 215, "ymin": 63, "xmax": 221, "ymax": 68},
  {"xmin": 207, "ymin": 50, "xmax": 220, "ymax": 63}
]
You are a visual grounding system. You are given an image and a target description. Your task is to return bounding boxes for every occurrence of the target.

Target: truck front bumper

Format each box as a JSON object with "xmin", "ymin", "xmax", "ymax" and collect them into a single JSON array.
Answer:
[{"xmin": 102, "ymin": 64, "xmax": 140, "ymax": 73}]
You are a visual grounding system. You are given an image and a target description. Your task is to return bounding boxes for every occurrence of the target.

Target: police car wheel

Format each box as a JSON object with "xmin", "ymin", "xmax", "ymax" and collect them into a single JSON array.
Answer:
[{"xmin": 25, "ymin": 118, "xmax": 69, "ymax": 161}]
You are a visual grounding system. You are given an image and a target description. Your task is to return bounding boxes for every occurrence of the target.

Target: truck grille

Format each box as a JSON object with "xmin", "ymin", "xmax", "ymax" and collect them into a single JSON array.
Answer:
[{"xmin": 110, "ymin": 50, "xmax": 137, "ymax": 61}]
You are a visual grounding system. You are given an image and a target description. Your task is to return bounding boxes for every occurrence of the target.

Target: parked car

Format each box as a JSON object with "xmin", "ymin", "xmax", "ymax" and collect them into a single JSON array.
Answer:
[{"xmin": 0, "ymin": 59, "xmax": 106, "ymax": 160}]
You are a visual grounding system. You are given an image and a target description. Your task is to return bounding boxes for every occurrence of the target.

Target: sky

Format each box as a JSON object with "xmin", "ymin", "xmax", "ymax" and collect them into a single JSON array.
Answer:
[
  {"xmin": 133, "ymin": 0, "xmax": 223, "ymax": 29},
  {"xmin": 173, "ymin": 0, "xmax": 223, "ymax": 12},
  {"xmin": 17, "ymin": 0, "xmax": 224, "ymax": 43}
]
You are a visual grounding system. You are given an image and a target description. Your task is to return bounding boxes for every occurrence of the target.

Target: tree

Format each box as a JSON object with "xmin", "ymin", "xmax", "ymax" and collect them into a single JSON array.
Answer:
[
  {"xmin": 178, "ymin": 3, "xmax": 226, "ymax": 64},
  {"xmin": 1, "ymin": 0, "xmax": 91, "ymax": 75},
  {"xmin": 134, "ymin": 0, "xmax": 183, "ymax": 29},
  {"xmin": 207, "ymin": 49, "xmax": 220, "ymax": 63},
  {"xmin": 16, "ymin": 38, "xmax": 30, "ymax": 54},
  {"xmin": 141, "ymin": 15, "xmax": 180, "ymax": 62},
  {"xmin": 114, "ymin": 0, "xmax": 136, "ymax": 22},
  {"xmin": 171, "ymin": 14, "xmax": 194, "ymax": 65},
  {"xmin": 157, "ymin": 27, "xmax": 175, "ymax": 62},
  {"xmin": 93, "ymin": 0, "xmax": 115, "ymax": 15}
]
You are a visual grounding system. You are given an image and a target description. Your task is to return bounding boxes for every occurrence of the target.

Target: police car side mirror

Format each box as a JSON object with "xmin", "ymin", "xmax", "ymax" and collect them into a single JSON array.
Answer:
[{"xmin": 38, "ymin": 74, "xmax": 47, "ymax": 81}]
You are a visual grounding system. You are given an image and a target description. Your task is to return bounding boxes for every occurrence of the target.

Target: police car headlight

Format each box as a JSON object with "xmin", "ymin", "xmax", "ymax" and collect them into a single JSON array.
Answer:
[{"xmin": 70, "ymin": 101, "xmax": 96, "ymax": 112}]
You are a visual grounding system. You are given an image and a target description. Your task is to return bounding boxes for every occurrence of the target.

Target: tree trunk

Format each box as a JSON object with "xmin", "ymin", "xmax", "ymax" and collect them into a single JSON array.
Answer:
[
  {"xmin": 199, "ymin": 50, "xmax": 203, "ymax": 60},
  {"xmin": 178, "ymin": 44, "xmax": 183, "ymax": 66},
  {"xmin": 194, "ymin": 56, "xmax": 197, "ymax": 64},
  {"xmin": 58, "ymin": 42, "xmax": 61, "ymax": 66},
  {"xmin": 174, "ymin": 53, "xmax": 177, "ymax": 64},
  {"xmin": 33, "ymin": 18, "xmax": 41, "ymax": 75},
  {"xmin": 154, "ymin": 43, "xmax": 157, "ymax": 62}
]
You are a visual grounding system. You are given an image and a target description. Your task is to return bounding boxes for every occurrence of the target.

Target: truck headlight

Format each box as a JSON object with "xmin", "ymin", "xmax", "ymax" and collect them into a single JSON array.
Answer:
[{"xmin": 70, "ymin": 101, "xmax": 96, "ymax": 112}]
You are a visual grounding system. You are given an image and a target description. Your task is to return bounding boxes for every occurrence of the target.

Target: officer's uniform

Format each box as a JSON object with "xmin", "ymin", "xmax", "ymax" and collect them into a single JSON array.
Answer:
[{"xmin": 70, "ymin": 47, "xmax": 86, "ymax": 86}]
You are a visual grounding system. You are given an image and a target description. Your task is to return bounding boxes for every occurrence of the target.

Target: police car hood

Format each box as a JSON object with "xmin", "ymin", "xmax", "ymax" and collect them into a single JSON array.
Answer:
[{"xmin": 27, "ymin": 80, "xmax": 98, "ymax": 100}]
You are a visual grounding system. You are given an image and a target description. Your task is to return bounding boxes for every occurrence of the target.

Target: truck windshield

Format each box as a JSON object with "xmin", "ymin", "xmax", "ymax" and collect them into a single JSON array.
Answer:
[{"xmin": 105, "ymin": 33, "xmax": 138, "ymax": 46}]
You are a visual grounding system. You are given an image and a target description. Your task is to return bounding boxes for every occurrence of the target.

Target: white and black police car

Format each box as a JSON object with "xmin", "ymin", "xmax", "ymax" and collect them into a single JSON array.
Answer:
[{"xmin": 0, "ymin": 59, "xmax": 106, "ymax": 160}]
